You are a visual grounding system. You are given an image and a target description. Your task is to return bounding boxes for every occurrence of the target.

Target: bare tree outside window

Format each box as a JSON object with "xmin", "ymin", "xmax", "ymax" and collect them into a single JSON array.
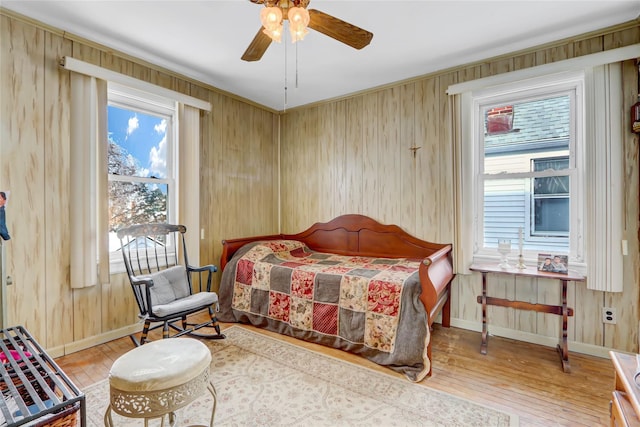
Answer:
[{"xmin": 107, "ymin": 101, "xmax": 173, "ymax": 252}]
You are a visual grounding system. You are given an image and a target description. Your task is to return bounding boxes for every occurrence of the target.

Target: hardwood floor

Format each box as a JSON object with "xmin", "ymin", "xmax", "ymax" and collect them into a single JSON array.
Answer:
[{"xmin": 54, "ymin": 320, "xmax": 615, "ymax": 426}]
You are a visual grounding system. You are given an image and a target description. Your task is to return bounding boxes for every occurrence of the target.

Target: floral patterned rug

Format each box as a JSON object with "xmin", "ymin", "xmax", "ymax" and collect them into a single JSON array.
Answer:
[{"xmin": 84, "ymin": 326, "xmax": 517, "ymax": 426}]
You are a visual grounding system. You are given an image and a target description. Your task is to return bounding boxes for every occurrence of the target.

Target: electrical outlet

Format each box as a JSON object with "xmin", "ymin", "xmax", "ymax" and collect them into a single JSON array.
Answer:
[{"xmin": 603, "ymin": 307, "xmax": 617, "ymax": 324}]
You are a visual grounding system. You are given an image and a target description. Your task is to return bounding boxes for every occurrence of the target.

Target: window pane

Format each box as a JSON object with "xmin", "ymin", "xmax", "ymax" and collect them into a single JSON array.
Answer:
[
  {"xmin": 534, "ymin": 197, "xmax": 569, "ymax": 234},
  {"xmin": 483, "ymin": 178, "xmax": 527, "ymax": 247},
  {"xmin": 117, "ymin": 235, "xmax": 167, "ymax": 252},
  {"xmin": 108, "ymin": 105, "xmax": 168, "ymax": 178},
  {"xmin": 533, "ymin": 157, "xmax": 569, "ymax": 172},
  {"xmin": 484, "ymin": 95, "xmax": 570, "ymax": 172},
  {"xmin": 108, "ymin": 181, "xmax": 167, "ymax": 232},
  {"xmin": 534, "ymin": 175, "xmax": 569, "ymax": 195}
]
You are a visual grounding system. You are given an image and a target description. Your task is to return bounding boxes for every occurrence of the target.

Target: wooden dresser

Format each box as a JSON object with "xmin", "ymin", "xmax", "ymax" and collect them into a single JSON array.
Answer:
[{"xmin": 610, "ymin": 351, "xmax": 640, "ymax": 426}]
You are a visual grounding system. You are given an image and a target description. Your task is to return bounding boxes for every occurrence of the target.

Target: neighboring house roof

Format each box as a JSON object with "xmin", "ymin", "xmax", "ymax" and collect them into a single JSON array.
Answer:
[{"xmin": 485, "ymin": 96, "xmax": 570, "ymax": 156}]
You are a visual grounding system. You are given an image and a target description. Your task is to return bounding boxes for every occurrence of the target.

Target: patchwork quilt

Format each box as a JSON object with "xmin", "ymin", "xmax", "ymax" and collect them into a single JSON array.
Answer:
[{"xmin": 218, "ymin": 240, "xmax": 432, "ymax": 381}]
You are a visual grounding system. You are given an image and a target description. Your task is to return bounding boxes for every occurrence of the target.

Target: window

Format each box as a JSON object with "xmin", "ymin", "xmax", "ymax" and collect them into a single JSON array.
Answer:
[
  {"xmin": 532, "ymin": 157, "xmax": 569, "ymax": 236},
  {"xmin": 107, "ymin": 84, "xmax": 177, "ymax": 268},
  {"xmin": 65, "ymin": 57, "xmax": 208, "ymax": 288},
  {"xmin": 449, "ymin": 49, "xmax": 634, "ymax": 291},
  {"xmin": 473, "ymin": 75, "xmax": 584, "ymax": 267}
]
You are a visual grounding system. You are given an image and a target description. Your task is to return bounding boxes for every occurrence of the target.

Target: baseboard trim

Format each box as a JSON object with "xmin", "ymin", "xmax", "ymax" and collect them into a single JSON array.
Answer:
[
  {"xmin": 45, "ymin": 324, "xmax": 141, "ymax": 358},
  {"xmin": 450, "ymin": 318, "xmax": 615, "ymax": 359}
]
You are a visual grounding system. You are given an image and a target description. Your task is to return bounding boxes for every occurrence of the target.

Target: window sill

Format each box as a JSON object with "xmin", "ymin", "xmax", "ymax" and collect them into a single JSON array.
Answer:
[{"xmin": 472, "ymin": 253, "xmax": 586, "ymax": 276}]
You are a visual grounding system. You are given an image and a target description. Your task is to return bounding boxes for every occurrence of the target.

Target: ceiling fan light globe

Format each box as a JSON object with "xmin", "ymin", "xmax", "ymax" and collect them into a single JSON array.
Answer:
[
  {"xmin": 260, "ymin": 6, "xmax": 283, "ymax": 30},
  {"xmin": 262, "ymin": 25, "xmax": 283, "ymax": 43},
  {"xmin": 288, "ymin": 6, "xmax": 309, "ymax": 43},
  {"xmin": 289, "ymin": 26, "xmax": 309, "ymax": 43},
  {"xmin": 288, "ymin": 7, "xmax": 309, "ymax": 26}
]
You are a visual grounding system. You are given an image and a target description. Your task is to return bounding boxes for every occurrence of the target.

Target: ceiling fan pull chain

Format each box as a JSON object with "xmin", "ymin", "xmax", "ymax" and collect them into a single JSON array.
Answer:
[
  {"xmin": 295, "ymin": 41, "xmax": 300, "ymax": 89},
  {"xmin": 284, "ymin": 29, "xmax": 288, "ymax": 109}
]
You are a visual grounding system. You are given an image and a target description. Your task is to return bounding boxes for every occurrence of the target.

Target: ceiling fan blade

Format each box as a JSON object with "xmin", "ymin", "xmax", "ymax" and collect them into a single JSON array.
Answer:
[
  {"xmin": 241, "ymin": 28, "xmax": 272, "ymax": 61},
  {"xmin": 307, "ymin": 9, "xmax": 373, "ymax": 50}
]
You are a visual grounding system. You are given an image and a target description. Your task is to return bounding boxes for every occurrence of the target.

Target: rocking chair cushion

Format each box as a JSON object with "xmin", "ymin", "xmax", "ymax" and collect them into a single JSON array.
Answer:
[
  {"xmin": 151, "ymin": 292, "xmax": 219, "ymax": 318},
  {"xmin": 148, "ymin": 265, "xmax": 191, "ymax": 306}
]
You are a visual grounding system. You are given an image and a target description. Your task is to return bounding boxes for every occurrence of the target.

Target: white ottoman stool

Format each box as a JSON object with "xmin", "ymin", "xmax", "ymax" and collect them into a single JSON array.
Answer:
[{"xmin": 104, "ymin": 338, "xmax": 216, "ymax": 426}]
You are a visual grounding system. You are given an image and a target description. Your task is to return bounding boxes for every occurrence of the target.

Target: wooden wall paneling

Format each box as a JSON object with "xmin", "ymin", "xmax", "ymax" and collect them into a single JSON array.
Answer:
[
  {"xmin": 487, "ymin": 273, "xmax": 516, "ymax": 330},
  {"xmin": 453, "ymin": 274, "xmax": 483, "ymax": 327},
  {"xmin": 573, "ymin": 286, "xmax": 604, "ymax": 346},
  {"xmin": 102, "ymin": 273, "xmax": 137, "ymax": 331},
  {"xmin": 43, "ymin": 31, "xmax": 73, "ymax": 348},
  {"xmin": 488, "ymin": 57, "xmax": 514, "ymax": 78},
  {"xmin": 344, "ymin": 97, "xmax": 364, "ymax": 216},
  {"xmin": 297, "ymin": 106, "xmax": 319, "ymax": 230},
  {"xmin": 377, "ymin": 87, "xmax": 402, "ymax": 224},
  {"xmin": 279, "ymin": 113, "xmax": 291, "ymax": 231},
  {"xmin": 534, "ymin": 277, "xmax": 562, "ymax": 338},
  {"xmin": 605, "ymin": 291, "xmax": 631, "ymax": 350},
  {"xmin": 413, "ymin": 79, "xmax": 428, "ymax": 239},
  {"xmin": 279, "ymin": 111, "xmax": 295, "ymax": 232},
  {"xmin": 100, "ymin": 53, "xmax": 134, "ymax": 78},
  {"xmin": 360, "ymin": 92, "xmax": 379, "ymax": 221},
  {"xmin": 513, "ymin": 51, "xmax": 538, "ymax": 72},
  {"xmin": 399, "ymin": 83, "xmax": 416, "ymax": 232},
  {"xmin": 200, "ymin": 93, "xmax": 278, "ymax": 290},
  {"xmin": 534, "ymin": 36, "xmax": 574, "ymax": 66},
  {"xmin": 290, "ymin": 106, "xmax": 313, "ymax": 231},
  {"xmin": 573, "ymin": 36, "xmax": 604, "ymax": 57},
  {"xmin": 332, "ymin": 100, "xmax": 347, "ymax": 216},
  {"xmin": 604, "ymin": 25, "xmax": 640, "ymax": 50},
  {"xmin": 213, "ymin": 92, "xmax": 234, "ymax": 259},
  {"xmin": 249, "ymin": 106, "xmax": 278, "ymax": 235},
  {"xmin": 1, "ymin": 17, "xmax": 47, "ymax": 340},
  {"xmin": 316, "ymin": 103, "xmax": 334, "ymax": 222},
  {"xmin": 513, "ymin": 276, "xmax": 537, "ymax": 334}
]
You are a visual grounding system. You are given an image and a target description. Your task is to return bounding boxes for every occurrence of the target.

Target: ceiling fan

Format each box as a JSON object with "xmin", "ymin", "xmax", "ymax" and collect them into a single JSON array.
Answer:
[{"xmin": 242, "ymin": 0, "xmax": 374, "ymax": 62}]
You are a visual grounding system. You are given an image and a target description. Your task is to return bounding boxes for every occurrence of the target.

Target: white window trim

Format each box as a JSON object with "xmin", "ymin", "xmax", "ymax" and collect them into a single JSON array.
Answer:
[
  {"xmin": 469, "ymin": 72, "xmax": 585, "ymax": 272},
  {"xmin": 62, "ymin": 57, "xmax": 210, "ymax": 111}
]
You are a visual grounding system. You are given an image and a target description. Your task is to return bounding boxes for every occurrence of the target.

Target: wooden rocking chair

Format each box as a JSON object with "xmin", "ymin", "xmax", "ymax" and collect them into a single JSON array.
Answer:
[{"xmin": 117, "ymin": 223, "xmax": 225, "ymax": 346}]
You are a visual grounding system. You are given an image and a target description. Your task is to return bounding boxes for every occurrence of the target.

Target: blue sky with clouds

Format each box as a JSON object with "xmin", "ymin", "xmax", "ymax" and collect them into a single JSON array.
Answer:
[{"xmin": 108, "ymin": 105, "xmax": 168, "ymax": 179}]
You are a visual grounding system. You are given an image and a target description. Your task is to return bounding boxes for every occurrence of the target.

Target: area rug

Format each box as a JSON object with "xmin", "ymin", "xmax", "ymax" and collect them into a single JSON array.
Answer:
[{"xmin": 84, "ymin": 326, "xmax": 517, "ymax": 426}]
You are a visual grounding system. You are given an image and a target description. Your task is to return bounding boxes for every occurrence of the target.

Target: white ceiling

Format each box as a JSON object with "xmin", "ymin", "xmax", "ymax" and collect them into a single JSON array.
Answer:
[{"xmin": 2, "ymin": 1, "xmax": 638, "ymax": 111}]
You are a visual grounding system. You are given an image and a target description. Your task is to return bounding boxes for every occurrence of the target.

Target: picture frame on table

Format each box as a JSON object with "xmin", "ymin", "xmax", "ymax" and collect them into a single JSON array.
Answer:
[{"xmin": 537, "ymin": 253, "xmax": 568, "ymax": 274}]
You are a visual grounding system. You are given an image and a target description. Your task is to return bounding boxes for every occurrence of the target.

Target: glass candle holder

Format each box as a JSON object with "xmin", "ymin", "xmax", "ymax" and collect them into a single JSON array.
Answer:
[{"xmin": 497, "ymin": 239, "xmax": 512, "ymax": 269}]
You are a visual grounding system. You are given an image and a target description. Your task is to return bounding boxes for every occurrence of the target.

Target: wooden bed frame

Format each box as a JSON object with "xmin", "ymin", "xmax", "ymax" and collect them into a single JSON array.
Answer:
[{"xmin": 220, "ymin": 214, "xmax": 454, "ymax": 334}]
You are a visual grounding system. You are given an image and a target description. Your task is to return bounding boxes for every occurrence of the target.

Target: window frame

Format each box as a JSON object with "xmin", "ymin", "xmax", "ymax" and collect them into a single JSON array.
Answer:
[
  {"xmin": 470, "ymin": 72, "xmax": 585, "ymax": 272},
  {"xmin": 107, "ymin": 83, "xmax": 179, "ymax": 273}
]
